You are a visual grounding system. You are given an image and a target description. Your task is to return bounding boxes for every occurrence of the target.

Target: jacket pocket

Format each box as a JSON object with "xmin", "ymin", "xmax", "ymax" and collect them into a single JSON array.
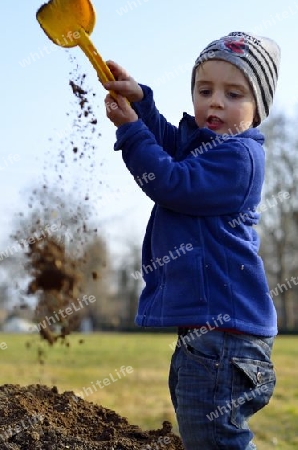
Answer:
[
  {"xmin": 230, "ymin": 357, "xmax": 276, "ymax": 428},
  {"xmin": 163, "ymin": 253, "xmax": 208, "ymax": 310}
]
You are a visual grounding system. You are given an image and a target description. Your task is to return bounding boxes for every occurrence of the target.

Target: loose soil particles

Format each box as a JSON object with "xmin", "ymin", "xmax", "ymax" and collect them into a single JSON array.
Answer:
[
  {"xmin": 3, "ymin": 62, "xmax": 183, "ymax": 449},
  {"xmin": 0, "ymin": 384, "xmax": 183, "ymax": 449},
  {"xmin": 14, "ymin": 61, "xmax": 102, "ymax": 346}
]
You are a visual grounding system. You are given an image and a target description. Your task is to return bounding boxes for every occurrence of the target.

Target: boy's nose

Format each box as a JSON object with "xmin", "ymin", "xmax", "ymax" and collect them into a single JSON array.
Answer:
[{"xmin": 210, "ymin": 91, "xmax": 224, "ymax": 108}]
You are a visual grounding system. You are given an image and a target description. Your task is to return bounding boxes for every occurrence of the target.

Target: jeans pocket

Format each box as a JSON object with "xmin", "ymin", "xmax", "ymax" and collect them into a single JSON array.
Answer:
[
  {"xmin": 230, "ymin": 357, "xmax": 276, "ymax": 429},
  {"xmin": 181, "ymin": 334, "xmax": 220, "ymax": 374},
  {"xmin": 184, "ymin": 342, "xmax": 219, "ymax": 361}
]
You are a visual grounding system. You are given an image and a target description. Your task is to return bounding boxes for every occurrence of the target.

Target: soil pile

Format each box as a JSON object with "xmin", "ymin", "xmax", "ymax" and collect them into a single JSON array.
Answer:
[{"xmin": 0, "ymin": 384, "xmax": 183, "ymax": 450}]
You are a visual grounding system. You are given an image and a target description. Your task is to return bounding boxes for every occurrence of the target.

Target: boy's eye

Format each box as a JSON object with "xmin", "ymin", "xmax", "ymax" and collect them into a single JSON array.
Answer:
[
  {"xmin": 228, "ymin": 92, "xmax": 242, "ymax": 99},
  {"xmin": 199, "ymin": 89, "xmax": 211, "ymax": 96}
]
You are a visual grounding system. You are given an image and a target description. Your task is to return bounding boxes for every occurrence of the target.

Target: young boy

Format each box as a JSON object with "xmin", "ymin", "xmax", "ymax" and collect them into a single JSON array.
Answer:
[{"xmin": 104, "ymin": 31, "xmax": 280, "ymax": 450}]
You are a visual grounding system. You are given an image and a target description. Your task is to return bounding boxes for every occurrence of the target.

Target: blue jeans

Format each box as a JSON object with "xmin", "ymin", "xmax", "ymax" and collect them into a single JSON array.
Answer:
[{"xmin": 168, "ymin": 330, "xmax": 276, "ymax": 450}]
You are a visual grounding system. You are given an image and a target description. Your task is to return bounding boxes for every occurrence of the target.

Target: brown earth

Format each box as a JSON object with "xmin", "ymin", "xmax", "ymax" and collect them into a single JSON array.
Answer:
[
  {"xmin": 25, "ymin": 236, "xmax": 83, "ymax": 347},
  {"xmin": 0, "ymin": 384, "xmax": 183, "ymax": 450}
]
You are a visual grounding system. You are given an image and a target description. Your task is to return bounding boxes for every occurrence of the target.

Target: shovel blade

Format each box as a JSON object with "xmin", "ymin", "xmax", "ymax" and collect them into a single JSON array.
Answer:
[{"xmin": 36, "ymin": 0, "xmax": 96, "ymax": 47}]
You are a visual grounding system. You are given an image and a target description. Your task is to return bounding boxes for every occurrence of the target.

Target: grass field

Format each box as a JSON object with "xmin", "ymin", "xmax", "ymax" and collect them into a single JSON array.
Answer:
[{"xmin": 0, "ymin": 332, "xmax": 297, "ymax": 449}]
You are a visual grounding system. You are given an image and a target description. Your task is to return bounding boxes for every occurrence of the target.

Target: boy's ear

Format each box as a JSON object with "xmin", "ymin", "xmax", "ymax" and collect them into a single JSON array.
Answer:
[{"xmin": 253, "ymin": 112, "xmax": 260, "ymax": 127}]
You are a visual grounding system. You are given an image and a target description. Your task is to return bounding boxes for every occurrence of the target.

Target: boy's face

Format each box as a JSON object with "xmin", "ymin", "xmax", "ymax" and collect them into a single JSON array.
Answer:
[{"xmin": 192, "ymin": 60, "xmax": 258, "ymax": 135}]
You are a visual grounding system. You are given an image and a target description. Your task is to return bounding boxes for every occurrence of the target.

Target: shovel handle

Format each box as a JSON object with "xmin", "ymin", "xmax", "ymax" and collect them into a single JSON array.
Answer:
[{"xmin": 78, "ymin": 28, "xmax": 118, "ymax": 101}]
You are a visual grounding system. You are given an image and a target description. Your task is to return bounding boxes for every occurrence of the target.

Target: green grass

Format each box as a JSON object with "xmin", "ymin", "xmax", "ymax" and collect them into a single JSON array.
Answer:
[{"xmin": 0, "ymin": 333, "xmax": 297, "ymax": 449}]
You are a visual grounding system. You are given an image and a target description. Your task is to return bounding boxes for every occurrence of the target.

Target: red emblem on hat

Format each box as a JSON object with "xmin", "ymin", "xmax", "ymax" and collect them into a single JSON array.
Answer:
[{"xmin": 220, "ymin": 36, "xmax": 249, "ymax": 57}]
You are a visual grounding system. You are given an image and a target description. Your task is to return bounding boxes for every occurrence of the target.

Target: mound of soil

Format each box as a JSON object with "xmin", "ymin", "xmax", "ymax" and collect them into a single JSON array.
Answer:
[{"xmin": 0, "ymin": 384, "xmax": 183, "ymax": 450}]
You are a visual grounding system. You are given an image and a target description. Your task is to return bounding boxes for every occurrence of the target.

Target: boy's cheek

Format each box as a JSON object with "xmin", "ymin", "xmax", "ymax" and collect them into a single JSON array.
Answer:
[{"xmin": 194, "ymin": 110, "xmax": 204, "ymax": 128}]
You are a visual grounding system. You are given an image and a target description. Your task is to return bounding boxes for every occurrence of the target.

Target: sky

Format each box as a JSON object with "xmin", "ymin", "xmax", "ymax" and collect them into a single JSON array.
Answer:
[{"xmin": 1, "ymin": 0, "xmax": 298, "ymax": 261}]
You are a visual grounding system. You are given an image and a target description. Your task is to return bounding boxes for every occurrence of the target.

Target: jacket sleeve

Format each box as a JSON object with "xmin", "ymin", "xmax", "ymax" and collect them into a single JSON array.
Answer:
[
  {"xmin": 114, "ymin": 120, "xmax": 263, "ymax": 216},
  {"xmin": 131, "ymin": 84, "xmax": 178, "ymax": 157}
]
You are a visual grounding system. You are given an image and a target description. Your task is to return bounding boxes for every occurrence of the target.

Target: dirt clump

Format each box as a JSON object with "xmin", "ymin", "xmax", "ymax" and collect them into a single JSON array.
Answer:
[
  {"xmin": 0, "ymin": 384, "xmax": 183, "ymax": 450},
  {"xmin": 25, "ymin": 236, "xmax": 83, "ymax": 346}
]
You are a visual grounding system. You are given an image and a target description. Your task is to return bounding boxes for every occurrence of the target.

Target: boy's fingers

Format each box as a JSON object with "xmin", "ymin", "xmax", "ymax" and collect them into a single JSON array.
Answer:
[
  {"xmin": 106, "ymin": 60, "xmax": 130, "ymax": 79},
  {"xmin": 105, "ymin": 94, "xmax": 117, "ymax": 109},
  {"xmin": 116, "ymin": 94, "xmax": 129, "ymax": 108},
  {"xmin": 105, "ymin": 93, "xmax": 113, "ymax": 102},
  {"xmin": 103, "ymin": 81, "xmax": 119, "ymax": 90},
  {"xmin": 117, "ymin": 94, "xmax": 128, "ymax": 106},
  {"xmin": 117, "ymin": 95, "xmax": 135, "ymax": 115},
  {"xmin": 104, "ymin": 80, "xmax": 131, "ymax": 92}
]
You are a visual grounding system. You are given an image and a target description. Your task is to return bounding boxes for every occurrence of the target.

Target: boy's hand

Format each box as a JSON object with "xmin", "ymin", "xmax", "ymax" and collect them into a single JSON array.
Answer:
[
  {"xmin": 105, "ymin": 93, "xmax": 138, "ymax": 127},
  {"xmin": 104, "ymin": 60, "xmax": 144, "ymax": 103}
]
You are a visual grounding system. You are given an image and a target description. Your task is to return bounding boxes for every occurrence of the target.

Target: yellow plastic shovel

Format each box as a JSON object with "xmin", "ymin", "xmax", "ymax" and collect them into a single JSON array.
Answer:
[{"xmin": 36, "ymin": 0, "xmax": 117, "ymax": 99}]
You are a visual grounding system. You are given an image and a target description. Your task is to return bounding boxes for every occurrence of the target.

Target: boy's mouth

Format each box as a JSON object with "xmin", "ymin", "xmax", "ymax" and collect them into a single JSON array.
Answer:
[{"xmin": 206, "ymin": 115, "xmax": 224, "ymax": 131}]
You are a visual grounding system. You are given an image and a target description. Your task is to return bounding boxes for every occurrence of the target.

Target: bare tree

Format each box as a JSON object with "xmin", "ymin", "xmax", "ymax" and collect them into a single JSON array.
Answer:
[
  {"xmin": 79, "ymin": 235, "xmax": 114, "ymax": 329},
  {"xmin": 0, "ymin": 284, "xmax": 9, "ymax": 309},
  {"xmin": 115, "ymin": 242, "xmax": 143, "ymax": 329},
  {"xmin": 259, "ymin": 110, "xmax": 298, "ymax": 329}
]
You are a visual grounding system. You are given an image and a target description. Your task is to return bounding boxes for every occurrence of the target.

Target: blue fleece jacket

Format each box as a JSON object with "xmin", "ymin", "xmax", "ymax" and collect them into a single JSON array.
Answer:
[{"xmin": 114, "ymin": 85, "xmax": 277, "ymax": 336}]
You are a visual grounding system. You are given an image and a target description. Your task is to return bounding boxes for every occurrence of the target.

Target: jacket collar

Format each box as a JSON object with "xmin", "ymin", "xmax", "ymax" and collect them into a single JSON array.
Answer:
[{"xmin": 179, "ymin": 112, "xmax": 265, "ymax": 148}]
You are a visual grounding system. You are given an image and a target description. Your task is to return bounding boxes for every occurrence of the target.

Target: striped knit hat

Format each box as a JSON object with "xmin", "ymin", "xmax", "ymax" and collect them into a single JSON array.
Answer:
[{"xmin": 191, "ymin": 32, "xmax": 281, "ymax": 126}]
